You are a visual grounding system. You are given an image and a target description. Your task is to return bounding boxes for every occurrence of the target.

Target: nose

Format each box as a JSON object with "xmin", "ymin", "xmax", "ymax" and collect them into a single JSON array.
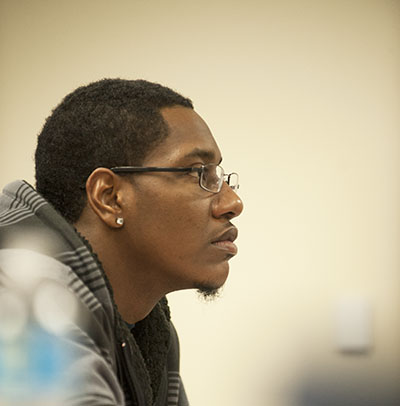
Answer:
[{"xmin": 211, "ymin": 182, "xmax": 244, "ymax": 220}]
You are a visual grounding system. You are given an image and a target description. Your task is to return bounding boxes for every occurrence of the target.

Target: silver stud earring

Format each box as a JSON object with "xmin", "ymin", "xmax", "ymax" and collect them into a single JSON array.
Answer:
[{"xmin": 116, "ymin": 217, "xmax": 124, "ymax": 226}]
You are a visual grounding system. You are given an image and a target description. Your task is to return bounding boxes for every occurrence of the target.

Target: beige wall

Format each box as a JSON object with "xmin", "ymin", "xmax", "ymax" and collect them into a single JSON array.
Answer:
[{"xmin": 1, "ymin": 1, "xmax": 399, "ymax": 405}]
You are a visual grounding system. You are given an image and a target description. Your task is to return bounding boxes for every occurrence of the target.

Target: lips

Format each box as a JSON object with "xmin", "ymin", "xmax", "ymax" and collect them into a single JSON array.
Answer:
[{"xmin": 211, "ymin": 227, "xmax": 238, "ymax": 255}]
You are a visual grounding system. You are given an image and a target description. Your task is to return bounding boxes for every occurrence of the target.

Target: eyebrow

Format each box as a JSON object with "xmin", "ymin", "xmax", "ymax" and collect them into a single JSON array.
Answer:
[{"xmin": 182, "ymin": 148, "xmax": 222, "ymax": 164}]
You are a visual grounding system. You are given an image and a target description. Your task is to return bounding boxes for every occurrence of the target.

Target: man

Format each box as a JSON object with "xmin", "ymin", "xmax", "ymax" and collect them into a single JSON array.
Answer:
[{"xmin": 0, "ymin": 79, "xmax": 243, "ymax": 405}]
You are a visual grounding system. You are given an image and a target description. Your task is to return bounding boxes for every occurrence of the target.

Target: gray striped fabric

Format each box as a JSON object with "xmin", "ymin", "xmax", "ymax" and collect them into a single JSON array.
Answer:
[{"xmin": 0, "ymin": 180, "xmax": 189, "ymax": 406}]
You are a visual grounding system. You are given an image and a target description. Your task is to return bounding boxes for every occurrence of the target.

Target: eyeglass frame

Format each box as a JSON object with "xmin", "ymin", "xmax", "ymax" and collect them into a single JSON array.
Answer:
[{"xmin": 110, "ymin": 164, "xmax": 239, "ymax": 194}]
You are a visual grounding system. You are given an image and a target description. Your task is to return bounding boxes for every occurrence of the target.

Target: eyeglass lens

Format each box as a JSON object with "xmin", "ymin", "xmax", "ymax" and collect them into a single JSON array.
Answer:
[
  {"xmin": 227, "ymin": 173, "xmax": 239, "ymax": 190},
  {"xmin": 201, "ymin": 164, "xmax": 224, "ymax": 192}
]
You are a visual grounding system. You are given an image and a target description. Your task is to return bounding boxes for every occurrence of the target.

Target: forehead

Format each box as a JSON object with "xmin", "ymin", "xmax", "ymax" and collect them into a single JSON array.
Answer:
[{"xmin": 143, "ymin": 106, "xmax": 221, "ymax": 165}]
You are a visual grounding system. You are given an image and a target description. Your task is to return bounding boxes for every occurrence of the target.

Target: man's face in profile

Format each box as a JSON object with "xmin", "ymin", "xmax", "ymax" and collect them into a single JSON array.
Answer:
[{"xmin": 118, "ymin": 106, "xmax": 243, "ymax": 297}]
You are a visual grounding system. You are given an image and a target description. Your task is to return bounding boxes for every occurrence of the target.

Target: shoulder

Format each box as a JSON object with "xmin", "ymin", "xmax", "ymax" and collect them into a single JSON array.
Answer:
[{"xmin": 0, "ymin": 248, "xmax": 125, "ymax": 405}]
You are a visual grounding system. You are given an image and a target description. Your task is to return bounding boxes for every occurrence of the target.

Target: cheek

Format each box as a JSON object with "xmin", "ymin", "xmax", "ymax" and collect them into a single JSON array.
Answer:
[
  {"xmin": 159, "ymin": 203, "xmax": 208, "ymax": 245},
  {"xmin": 135, "ymin": 193, "xmax": 211, "ymax": 253}
]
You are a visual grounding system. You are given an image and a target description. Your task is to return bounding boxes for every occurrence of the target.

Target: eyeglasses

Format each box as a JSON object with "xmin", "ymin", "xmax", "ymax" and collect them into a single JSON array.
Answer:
[{"xmin": 110, "ymin": 163, "xmax": 239, "ymax": 194}]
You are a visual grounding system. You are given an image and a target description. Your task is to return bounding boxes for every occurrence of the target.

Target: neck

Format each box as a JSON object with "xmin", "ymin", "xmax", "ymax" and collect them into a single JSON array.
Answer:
[{"xmin": 75, "ymin": 217, "xmax": 165, "ymax": 324}]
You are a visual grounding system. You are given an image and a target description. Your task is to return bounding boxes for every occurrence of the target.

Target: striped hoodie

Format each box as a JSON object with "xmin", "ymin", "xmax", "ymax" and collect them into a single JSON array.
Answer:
[{"xmin": 0, "ymin": 180, "xmax": 189, "ymax": 406}]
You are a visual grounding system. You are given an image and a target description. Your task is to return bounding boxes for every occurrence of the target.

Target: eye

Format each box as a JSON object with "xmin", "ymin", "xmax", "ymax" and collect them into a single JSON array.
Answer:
[{"xmin": 187, "ymin": 163, "xmax": 203, "ymax": 179}]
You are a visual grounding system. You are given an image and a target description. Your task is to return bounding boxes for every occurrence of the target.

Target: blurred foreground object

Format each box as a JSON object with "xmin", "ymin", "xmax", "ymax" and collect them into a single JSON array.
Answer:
[
  {"xmin": 289, "ymin": 295, "xmax": 400, "ymax": 406},
  {"xmin": 294, "ymin": 366, "xmax": 400, "ymax": 406},
  {"xmin": 0, "ymin": 250, "xmax": 83, "ymax": 405}
]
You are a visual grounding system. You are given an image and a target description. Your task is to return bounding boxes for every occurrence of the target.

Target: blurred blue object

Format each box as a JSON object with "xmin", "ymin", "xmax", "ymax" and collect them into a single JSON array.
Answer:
[{"xmin": 0, "ymin": 322, "xmax": 72, "ymax": 405}]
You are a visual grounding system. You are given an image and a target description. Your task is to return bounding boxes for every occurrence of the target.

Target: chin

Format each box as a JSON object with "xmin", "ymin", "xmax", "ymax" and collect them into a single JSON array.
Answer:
[
  {"xmin": 194, "ymin": 263, "xmax": 229, "ymax": 299},
  {"xmin": 196, "ymin": 285, "xmax": 222, "ymax": 301}
]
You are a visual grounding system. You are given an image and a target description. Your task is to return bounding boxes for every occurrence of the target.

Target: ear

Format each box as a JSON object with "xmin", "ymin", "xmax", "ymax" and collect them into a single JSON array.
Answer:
[{"xmin": 85, "ymin": 168, "xmax": 125, "ymax": 228}]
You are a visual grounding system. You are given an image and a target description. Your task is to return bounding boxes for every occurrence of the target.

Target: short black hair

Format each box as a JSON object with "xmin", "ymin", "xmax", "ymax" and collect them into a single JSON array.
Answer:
[{"xmin": 35, "ymin": 79, "xmax": 193, "ymax": 223}]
